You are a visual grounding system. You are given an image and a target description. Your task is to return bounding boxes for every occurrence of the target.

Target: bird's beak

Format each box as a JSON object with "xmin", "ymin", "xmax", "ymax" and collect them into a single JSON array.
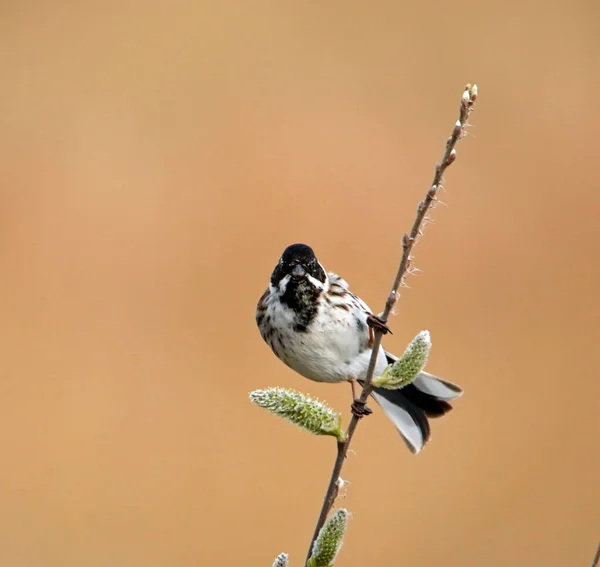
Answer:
[{"xmin": 291, "ymin": 264, "xmax": 306, "ymax": 278}]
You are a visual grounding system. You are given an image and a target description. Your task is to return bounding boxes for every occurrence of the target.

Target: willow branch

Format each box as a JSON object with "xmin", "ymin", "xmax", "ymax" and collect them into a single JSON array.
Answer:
[
  {"xmin": 304, "ymin": 84, "xmax": 478, "ymax": 566},
  {"xmin": 592, "ymin": 541, "xmax": 600, "ymax": 567}
]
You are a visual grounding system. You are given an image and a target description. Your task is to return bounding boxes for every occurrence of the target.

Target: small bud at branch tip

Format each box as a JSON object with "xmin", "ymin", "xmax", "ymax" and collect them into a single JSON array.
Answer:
[{"xmin": 272, "ymin": 553, "xmax": 289, "ymax": 567}]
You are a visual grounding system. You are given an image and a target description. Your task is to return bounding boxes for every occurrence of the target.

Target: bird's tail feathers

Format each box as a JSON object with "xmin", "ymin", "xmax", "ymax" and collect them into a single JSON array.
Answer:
[
  {"xmin": 370, "ymin": 356, "xmax": 463, "ymax": 453},
  {"xmin": 371, "ymin": 388, "xmax": 430, "ymax": 454}
]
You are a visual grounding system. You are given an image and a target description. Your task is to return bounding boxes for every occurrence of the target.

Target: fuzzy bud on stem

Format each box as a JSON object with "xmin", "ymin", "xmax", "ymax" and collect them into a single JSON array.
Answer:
[
  {"xmin": 249, "ymin": 388, "xmax": 344, "ymax": 439},
  {"xmin": 373, "ymin": 330, "xmax": 431, "ymax": 389},
  {"xmin": 272, "ymin": 553, "xmax": 289, "ymax": 567},
  {"xmin": 308, "ymin": 509, "xmax": 350, "ymax": 567}
]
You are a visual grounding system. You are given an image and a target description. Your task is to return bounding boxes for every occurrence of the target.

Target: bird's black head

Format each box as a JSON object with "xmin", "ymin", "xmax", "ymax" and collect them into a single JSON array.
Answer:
[
  {"xmin": 270, "ymin": 243, "xmax": 327, "ymax": 288},
  {"xmin": 270, "ymin": 243, "xmax": 327, "ymax": 331}
]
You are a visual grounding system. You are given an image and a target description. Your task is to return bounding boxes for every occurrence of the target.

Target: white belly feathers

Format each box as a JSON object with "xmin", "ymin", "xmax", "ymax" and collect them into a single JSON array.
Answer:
[{"xmin": 266, "ymin": 294, "xmax": 388, "ymax": 383}]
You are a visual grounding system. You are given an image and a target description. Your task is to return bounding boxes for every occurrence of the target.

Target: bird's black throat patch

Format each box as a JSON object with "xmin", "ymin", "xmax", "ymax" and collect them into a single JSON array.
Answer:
[{"xmin": 280, "ymin": 278, "xmax": 321, "ymax": 332}]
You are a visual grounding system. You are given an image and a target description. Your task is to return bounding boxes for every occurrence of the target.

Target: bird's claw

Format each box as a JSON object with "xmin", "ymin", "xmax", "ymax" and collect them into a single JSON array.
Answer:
[
  {"xmin": 366, "ymin": 314, "xmax": 392, "ymax": 335},
  {"xmin": 351, "ymin": 400, "xmax": 373, "ymax": 418}
]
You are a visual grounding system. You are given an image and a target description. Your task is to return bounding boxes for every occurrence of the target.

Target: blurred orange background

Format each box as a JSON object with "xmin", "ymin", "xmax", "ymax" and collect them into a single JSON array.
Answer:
[{"xmin": 1, "ymin": 1, "xmax": 599, "ymax": 566}]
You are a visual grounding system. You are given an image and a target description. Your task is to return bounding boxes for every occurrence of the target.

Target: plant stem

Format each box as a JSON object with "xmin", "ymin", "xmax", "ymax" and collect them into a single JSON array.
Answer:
[
  {"xmin": 304, "ymin": 84, "xmax": 478, "ymax": 566},
  {"xmin": 306, "ymin": 440, "xmax": 346, "ymax": 553},
  {"xmin": 592, "ymin": 541, "xmax": 600, "ymax": 567}
]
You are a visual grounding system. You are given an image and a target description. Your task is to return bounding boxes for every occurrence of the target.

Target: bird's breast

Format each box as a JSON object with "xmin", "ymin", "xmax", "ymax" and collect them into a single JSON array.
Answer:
[{"xmin": 268, "ymin": 298, "xmax": 382, "ymax": 383}]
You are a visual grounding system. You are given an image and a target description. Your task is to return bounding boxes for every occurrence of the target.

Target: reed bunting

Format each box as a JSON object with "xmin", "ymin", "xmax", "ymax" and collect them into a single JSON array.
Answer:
[{"xmin": 256, "ymin": 243, "xmax": 462, "ymax": 453}]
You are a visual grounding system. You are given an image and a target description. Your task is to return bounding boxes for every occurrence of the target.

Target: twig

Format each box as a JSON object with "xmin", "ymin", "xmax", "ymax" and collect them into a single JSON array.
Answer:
[
  {"xmin": 592, "ymin": 541, "xmax": 600, "ymax": 567},
  {"xmin": 304, "ymin": 84, "xmax": 478, "ymax": 566}
]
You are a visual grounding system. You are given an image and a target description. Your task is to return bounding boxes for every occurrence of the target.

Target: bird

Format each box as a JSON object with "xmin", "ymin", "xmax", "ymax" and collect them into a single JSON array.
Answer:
[{"xmin": 256, "ymin": 243, "xmax": 463, "ymax": 453}]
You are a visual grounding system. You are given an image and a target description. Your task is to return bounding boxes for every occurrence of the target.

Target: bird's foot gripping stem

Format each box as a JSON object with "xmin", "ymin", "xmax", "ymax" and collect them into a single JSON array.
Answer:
[
  {"xmin": 351, "ymin": 399, "xmax": 373, "ymax": 418},
  {"xmin": 366, "ymin": 313, "xmax": 392, "ymax": 335},
  {"xmin": 349, "ymin": 379, "xmax": 373, "ymax": 418},
  {"xmin": 366, "ymin": 314, "xmax": 392, "ymax": 348}
]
